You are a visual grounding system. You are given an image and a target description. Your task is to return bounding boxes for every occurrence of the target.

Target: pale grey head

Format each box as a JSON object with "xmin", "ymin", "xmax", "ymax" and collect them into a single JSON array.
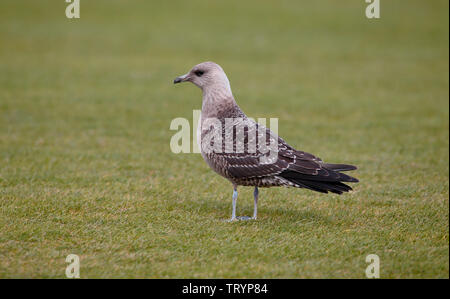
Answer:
[{"xmin": 173, "ymin": 61, "xmax": 231, "ymax": 94}]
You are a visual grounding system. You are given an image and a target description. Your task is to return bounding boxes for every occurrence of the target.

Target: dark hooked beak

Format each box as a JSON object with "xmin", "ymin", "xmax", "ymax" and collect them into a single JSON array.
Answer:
[{"xmin": 173, "ymin": 74, "xmax": 188, "ymax": 84}]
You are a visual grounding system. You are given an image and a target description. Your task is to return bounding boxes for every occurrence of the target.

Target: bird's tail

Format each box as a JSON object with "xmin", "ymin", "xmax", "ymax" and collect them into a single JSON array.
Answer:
[
  {"xmin": 292, "ymin": 179, "xmax": 353, "ymax": 194},
  {"xmin": 322, "ymin": 163, "xmax": 357, "ymax": 172},
  {"xmin": 280, "ymin": 164, "xmax": 358, "ymax": 195}
]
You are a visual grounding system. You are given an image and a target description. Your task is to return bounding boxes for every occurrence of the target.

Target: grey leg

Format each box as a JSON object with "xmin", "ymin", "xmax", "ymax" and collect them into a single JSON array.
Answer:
[
  {"xmin": 230, "ymin": 186, "xmax": 237, "ymax": 221},
  {"xmin": 227, "ymin": 185, "xmax": 258, "ymax": 222},
  {"xmin": 252, "ymin": 186, "xmax": 258, "ymax": 219}
]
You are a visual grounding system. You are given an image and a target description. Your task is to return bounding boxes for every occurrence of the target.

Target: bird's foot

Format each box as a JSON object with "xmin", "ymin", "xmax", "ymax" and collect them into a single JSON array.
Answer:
[
  {"xmin": 236, "ymin": 216, "xmax": 253, "ymax": 221},
  {"xmin": 226, "ymin": 216, "xmax": 256, "ymax": 222}
]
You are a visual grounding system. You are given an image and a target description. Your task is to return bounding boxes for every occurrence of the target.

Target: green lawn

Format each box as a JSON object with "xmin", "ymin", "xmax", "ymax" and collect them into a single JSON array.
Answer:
[{"xmin": 0, "ymin": 0, "xmax": 448, "ymax": 278}]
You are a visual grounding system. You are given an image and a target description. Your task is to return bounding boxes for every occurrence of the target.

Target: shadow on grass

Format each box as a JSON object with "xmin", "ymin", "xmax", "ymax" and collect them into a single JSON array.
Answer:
[{"xmin": 179, "ymin": 196, "xmax": 337, "ymax": 228}]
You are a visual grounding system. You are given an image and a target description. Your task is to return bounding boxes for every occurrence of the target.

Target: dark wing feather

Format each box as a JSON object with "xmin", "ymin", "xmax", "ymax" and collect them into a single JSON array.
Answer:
[{"xmin": 204, "ymin": 117, "xmax": 358, "ymax": 193}]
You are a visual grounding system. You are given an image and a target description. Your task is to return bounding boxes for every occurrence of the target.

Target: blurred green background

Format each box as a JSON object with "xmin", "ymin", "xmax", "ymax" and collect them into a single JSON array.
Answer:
[{"xmin": 0, "ymin": 0, "xmax": 448, "ymax": 278}]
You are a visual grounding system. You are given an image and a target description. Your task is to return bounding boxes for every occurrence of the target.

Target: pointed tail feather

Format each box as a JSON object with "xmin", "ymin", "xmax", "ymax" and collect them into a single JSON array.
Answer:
[
  {"xmin": 285, "ymin": 177, "xmax": 353, "ymax": 194},
  {"xmin": 323, "ymin": 163, "xmax": 357, "ymax": 172}
]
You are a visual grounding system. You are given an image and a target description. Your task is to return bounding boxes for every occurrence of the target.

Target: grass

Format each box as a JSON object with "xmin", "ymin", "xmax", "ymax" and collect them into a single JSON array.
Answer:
[{"xmin": 0, "ymin": 0, "xmax": 448, "ymax": 278}]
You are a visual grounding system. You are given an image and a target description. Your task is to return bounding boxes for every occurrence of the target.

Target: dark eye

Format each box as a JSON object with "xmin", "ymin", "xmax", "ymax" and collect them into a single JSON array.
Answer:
[{"xmin": 194, "ymin": 70, "xmax": 204, "ymax": 77}]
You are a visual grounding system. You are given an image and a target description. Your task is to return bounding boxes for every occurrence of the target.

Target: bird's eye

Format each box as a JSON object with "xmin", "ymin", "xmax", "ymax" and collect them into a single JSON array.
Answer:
[{"xmin": 194, "ymin": 70, "xmax": 204, "ymax": 77}]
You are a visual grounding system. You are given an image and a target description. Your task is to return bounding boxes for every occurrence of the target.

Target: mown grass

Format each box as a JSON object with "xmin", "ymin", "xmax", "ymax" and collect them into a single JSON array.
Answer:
[{"xmin": 0, "ymin": 0, "xmax": 448, "ymax": 278}]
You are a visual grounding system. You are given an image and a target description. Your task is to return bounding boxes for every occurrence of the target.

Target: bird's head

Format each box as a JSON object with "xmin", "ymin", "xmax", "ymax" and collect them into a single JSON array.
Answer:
[{"xmin": 173, "ymin": 62, "xmax": 231, "ymax": 94}]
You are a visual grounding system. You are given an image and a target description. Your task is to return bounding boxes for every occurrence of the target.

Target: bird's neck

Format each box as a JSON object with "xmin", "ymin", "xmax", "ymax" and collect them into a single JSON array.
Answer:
[
  {"xmin": 203, "ymin": 81, "xmax": 233, "ymax": 100},
  {"xmin": 201, "ymin": 84, "xmax": 237, "ymax": 118}
]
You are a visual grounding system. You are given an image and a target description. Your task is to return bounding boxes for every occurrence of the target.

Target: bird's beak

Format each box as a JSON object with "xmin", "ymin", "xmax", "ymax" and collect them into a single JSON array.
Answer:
[{"xmin": 173, "ymin": 73, "xmax": 189, "ymax": 84}]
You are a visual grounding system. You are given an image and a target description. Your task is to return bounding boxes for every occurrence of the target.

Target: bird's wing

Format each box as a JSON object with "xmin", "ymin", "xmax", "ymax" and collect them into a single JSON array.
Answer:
[
  {"xmin": 202, "ymin": 118, "xmax": 313, "ymax": 178},
  {"xmin": 204, "ymin": 118, "xmax": 357, "ymax": 184}
]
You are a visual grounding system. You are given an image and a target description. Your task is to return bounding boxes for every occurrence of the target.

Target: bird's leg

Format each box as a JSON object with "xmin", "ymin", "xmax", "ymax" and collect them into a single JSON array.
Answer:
[
  {"xmin": 235, "ymin": 186, "xmax": 258, "ymax": 221},
  {"xmin": 229, "ymin": 186, "xmax": 238, "ymax": 221},
  {"xmin": 228, "ymin": 185, "xmax": 257, "ymax": 222},
  {"xmin": 252, "ymin": 186, "xmax": 258, "ymax": 220}
]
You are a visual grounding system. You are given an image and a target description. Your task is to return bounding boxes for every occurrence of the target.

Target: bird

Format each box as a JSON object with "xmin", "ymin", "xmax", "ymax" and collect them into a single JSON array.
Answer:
[{"xmin": 174, "ymin": 62, "xmax": 358, "ymax": 221}]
